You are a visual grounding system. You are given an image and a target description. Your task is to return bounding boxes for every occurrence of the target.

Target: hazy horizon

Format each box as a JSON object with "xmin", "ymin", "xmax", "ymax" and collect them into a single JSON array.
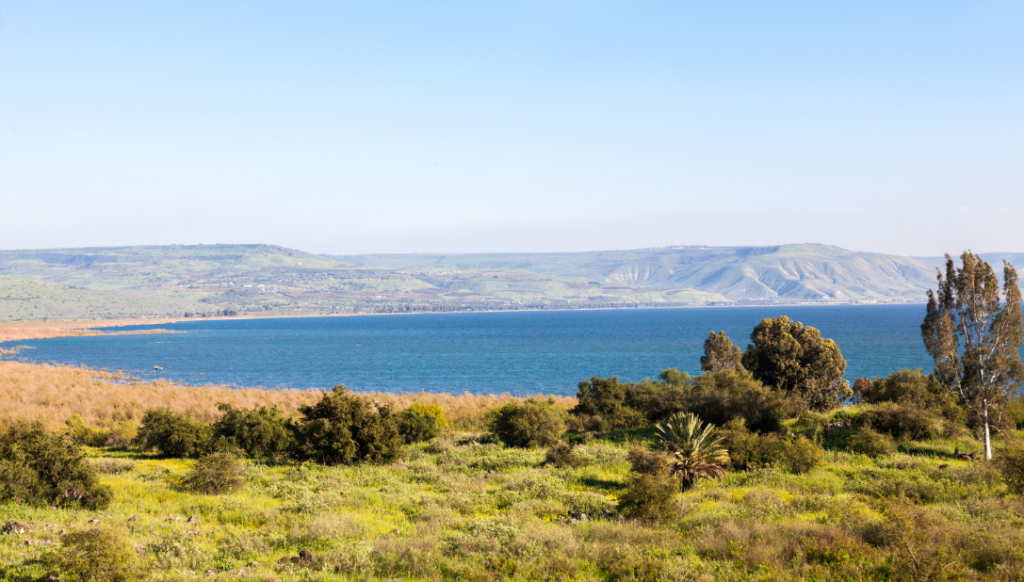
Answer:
[{"xmin": 2, "ymin": 2, "xmax": 1022, "ymax": 256}]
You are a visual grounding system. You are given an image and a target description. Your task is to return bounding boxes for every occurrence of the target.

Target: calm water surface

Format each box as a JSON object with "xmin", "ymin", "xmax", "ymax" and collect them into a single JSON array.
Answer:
[{"xmin": 3, "ymin": 305, "xmax": 935, "ymax": 396}]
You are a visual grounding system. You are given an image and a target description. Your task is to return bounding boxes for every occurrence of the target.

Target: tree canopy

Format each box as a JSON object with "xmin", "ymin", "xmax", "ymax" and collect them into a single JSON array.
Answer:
[
  {"xmin": 921, "ymin": 252, "xmax": 1023, "ymax": 460},
  {"xmin": 741, "ymin": 316, "xmax": 851, "ymax": 411},
  {"xmin": 700, "ymin": 331, "xmax": 744, "ymax": 373}
]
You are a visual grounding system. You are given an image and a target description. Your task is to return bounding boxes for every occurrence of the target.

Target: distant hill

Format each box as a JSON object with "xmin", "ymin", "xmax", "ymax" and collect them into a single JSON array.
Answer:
[
  {"xmin": 0, "ymin": 243, "xmax": 1011, "ymax": 321},
  {"xmin": 914, "ymin": 253, "xmax": 1024, "ymax": 276},
  {"xmin": 332, "ymin": 244, "xmax": 938, "ymax": 302}
]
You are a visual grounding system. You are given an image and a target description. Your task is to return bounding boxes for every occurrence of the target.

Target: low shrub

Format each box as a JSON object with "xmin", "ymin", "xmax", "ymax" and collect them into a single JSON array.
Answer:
[
  {"xmin": 0, "ymin": 422, "xmax": 112, "ymax": 509},
  {"xmin": 687, "ymin": 369, "xmax": 803, "ymax": 434},
  {"xmin": 627, "ymin": 447, "xmax": 673, "ymax": 476},
  {"xmin": 182, "ymin": 452, "xmax": 247, "ymax": 494},
  {"xmin": 213, "ymin": 403, "xmax": 291, "ymax": 459},
  {"xmin": 544, "ymin": 441, "xmax": 585, "ymax": 468},
  {"xmin": 65, "ymin": 414, "xmax": 110, "ymax": 447},
  {"xmin": 571, "ymin": 376, "xmax": 649, "ymax": 430},
  {"xmin": 135, "ymin": 408, "xmax": 212, "ymax": 457},
  {"xmin": 858, "ymin": 402, "xmax": 942, "ymax": 441},
  {"xmin": 46, "ymin": 525, "xmax": 145, "ymax": 582},
  {"xmin": 290, "ymin": 385, "xmax": 403, "ymax": 465},
  {"xmin": 397, "ymin": 403, "xmax": 448, "ymax": 443},
  {"xmin": 998, "ymin": 441, "xmax": 1024, "ymax": 494},
  {"xmin": 782, "ymin": 435, "xmax": 823, "ymax": 474},
  {"xmin": 488, "ymin": 397, "xmax": 564, "ymax": 448},
  {"xmin": 846, "ymin": 427, "xmax": 896, "ymax": 457},
  {"xmin": 1007, "ymin": 398, "xmax": 1024, "ymax": 430},
  {"xmin": 617, "ymin": 472, "xmax": 678, "ymax": 522},
  {"xmin": 719, "ymin": 419, "xmax": 823, "ymax": 473}
]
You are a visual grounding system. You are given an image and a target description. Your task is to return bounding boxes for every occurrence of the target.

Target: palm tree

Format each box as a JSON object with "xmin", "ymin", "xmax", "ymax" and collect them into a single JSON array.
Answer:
[{"xmin": 654, "ymin": 412, "xmax": 729, "ymax": 489}]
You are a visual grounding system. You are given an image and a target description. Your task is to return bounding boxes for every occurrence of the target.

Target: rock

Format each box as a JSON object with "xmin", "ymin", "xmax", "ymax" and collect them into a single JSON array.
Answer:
[
  {"xmin": 128, "ymin": 515, "xmax": 139, "ymax": 523},
  {"xmin": 186, "ymin": 516, "xmax": 201, "ymax": 524},
  {"xmin": 246, "ymin": 561, "xmax": 259, "ymax": 567},
  {"xmin": 1, "ymin": 522, "xmax": 29, "ymax": 535},
  {"xmin": 87, "ymin": 519, "xmax": 100, "ymax": 524},
  {"xmin": 390, "ymin": 528, "xmax": 402, "ymax": 535},
  {"xmin": 567, "ymin": 509, "xmax": 581, "ymax": 518},
  {"xmin": 134, "ymin": 544, "xmax": 147, "ymax": 554},
  {"xmin": 569, "ymin": 518, "xmax": 579, "ymax": 525},
  {"xmin": 298, "ymin": 549, "xmax": 314, "ymax": 563},
  {"xmin": 277, "ymin": 557, "xmax": 292, "ymax": 565},
  {"xmin": 580, "ymin": 513, "xmax": 588, "ymax": 522}
]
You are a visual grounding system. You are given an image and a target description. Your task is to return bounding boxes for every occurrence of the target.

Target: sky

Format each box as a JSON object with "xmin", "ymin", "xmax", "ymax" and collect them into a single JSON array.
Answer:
[{"xmin": 1, "ymin": 1, "xmax": 1022, "ymax": 256}]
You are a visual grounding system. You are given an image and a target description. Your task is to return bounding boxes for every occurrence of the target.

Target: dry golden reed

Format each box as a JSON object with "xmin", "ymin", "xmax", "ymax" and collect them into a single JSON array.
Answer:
[{"xmin": 0, "ymin": 360, "xmax": 574, "ymax": 431}]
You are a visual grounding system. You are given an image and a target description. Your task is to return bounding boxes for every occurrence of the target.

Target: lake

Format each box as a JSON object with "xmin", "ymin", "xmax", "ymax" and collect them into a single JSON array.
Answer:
[{"xmin": 3, "ymin": 305, "xmax": 935, "ymax": 396}]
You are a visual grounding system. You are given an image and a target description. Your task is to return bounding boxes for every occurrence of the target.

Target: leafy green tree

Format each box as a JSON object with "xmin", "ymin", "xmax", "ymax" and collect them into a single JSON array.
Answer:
[
  {"xmin": 213, "ymin": 403, "xmax": 291, "ymax": 459},
  {"xmin": 741, "ymin": 316, "xmax": 851, "ymax": 411},
  {"xmin": 570, "ymin": 376, "xmax": 647, "ymax": 429},
  {"xmin": 289, "ymin": 385, "xmax": 403, "ymax": 465},
  {"xmin": 700, "ymin": 331, "xmax": 744, "ymax": 372},
  {"xmin": 687, "ymin": 369, "xmax": 802, "ymax": 433},
  {"xmin": 397, "ymin": 403, "xmax": 448, "ymax": 443},
  {"xmin": 135, "ymin": 408, "xmax": 212, "ymax": 457},
  {"xmin": 922, "ymin": 252, "xmax": 1023, "ymax": 461},
  {"xmin": 0, "ymin": 422, "xmax": 112, "ymax": 509},
  {"xmin": 488, "ymin": 398, "xmax": 564, "ymax": 447}
]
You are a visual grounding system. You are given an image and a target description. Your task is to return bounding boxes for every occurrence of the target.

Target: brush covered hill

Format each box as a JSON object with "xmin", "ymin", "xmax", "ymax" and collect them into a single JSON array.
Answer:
[
  {"xmin": 0, "ymin": 243, "xmax": 951, "ymax": 320},
  {"xmin": 334, "ymin": 244, "xmax": 938, "ymax": 302}
]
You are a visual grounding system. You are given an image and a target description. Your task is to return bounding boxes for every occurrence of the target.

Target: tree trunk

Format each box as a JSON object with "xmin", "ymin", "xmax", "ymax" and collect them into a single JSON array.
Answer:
[{"xmin": 983, "ymin": 402, "xmax": 992, "ymax": 461}]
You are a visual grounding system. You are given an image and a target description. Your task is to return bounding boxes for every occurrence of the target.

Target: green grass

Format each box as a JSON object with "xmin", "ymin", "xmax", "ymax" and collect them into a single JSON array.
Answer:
[{"xmin": 3, "ymin": 430, "xmax": 1024, "ymax": 581}]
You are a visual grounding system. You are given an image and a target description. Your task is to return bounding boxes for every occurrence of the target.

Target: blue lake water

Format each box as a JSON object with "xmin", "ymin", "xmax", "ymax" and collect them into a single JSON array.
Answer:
[{"xmin": 3, "ymin": 305, "xmax": 936, "ymax": 396}]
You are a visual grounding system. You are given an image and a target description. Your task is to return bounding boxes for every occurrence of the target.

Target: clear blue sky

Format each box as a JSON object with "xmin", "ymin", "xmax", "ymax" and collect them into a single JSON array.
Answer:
[{"xmin": 1, "ymin": 1, "xmax": 1022, "ymax": 256}]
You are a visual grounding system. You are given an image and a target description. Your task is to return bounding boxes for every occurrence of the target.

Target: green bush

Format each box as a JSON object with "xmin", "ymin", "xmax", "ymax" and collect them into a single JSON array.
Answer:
[
  {"xmin": 846, "ymin": 427, "xmax": 896, "ymax": 457},
  {"xmin": 781, "ymin": 436, "xmax": 823, "ymax": 474},
  {"xmin": 1007, "ymin": 398, "xmax": 1024, "ymax": 430},
  {"xmin": 544, "ymin": 441, "xmax": 585, "ymax": 468},
  {"xmin": 0, "ymin": 422, "xmax": 112, "ymax": 509},
  {"xmin": 617, "ymin": 472, "xmax": 678, "ymax": 522},
  {"xmin": 65, "ymin": 414, "xmax": 110, "ymax": 447},
  {"xmin": 135, "ymin": 408, "xmax": 212, "ymax": 457},
  {"xmin": 627, "ymin": 447, "xmax": 673, "ymax": 475},
  {"xmin": 213, "ymin": 403, "xmax": 291, "ymax": 459},
  {"xmin": 397, "ymin": 403, "xmax": 448, "ymax": 443},
  {"xmin": 289, "ymin": 385, "xmax": 403, "ymax": 465},
  {"xmin": 46, "ymin": 526, "xmax": 144, "ymax": 582},
  {"xmin": 857, "ymin": 402, "xmax": 942, "ymax": 441},
  {"xmin": 570, "ymin": 376, "xmax": 649, "ymax": 430},
  {"xmin": 998, "ymin": 441, "xmax": 1024, "ymax": 494},
  {"xmin": 489, "ymin": 397, "xmax": 565, "ymax": 448},
  {"xmin": 719, "ymin": 419, "xmax": 823, "ymax": 474},
  {"xmin": 182, "ymin": 452, "xmax": 246, "ymax": 494},
  {"xmin": 687, "ymin": 369, "xmax": 803, "ymax": 433}
]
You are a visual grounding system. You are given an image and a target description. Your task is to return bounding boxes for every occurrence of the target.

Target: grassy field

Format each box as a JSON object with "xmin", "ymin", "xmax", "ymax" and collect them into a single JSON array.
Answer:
[{"xmin": 1, "ymin": 422, "xmax": 1022, "ymax": 581}]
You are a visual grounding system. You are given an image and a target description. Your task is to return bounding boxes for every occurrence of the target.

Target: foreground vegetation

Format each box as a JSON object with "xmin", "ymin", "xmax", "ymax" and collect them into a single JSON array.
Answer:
[{"xmin": 2, "ymin": 251, "xmax": 1022, "ymax": 581}]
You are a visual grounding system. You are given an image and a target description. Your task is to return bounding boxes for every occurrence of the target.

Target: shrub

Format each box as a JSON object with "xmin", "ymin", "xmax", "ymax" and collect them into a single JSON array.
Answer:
[
  {"xmin": 489, "ymin": 397, "xmax": 564, "ymax": 448},
  {"xmin": 1007, "ymin": 397, "xmax": 1024, "ymax": 430},
  {"xmin": 627, "ymin": 447, "xmax": 673, "ymax": 476},
  {"xmin": 780, "ymin": 436, "xmax": 823, "ymax": 474},
  {"xmin": 46, "ymin": 526, "xmax": 144, "ymax": 582},
  {"xmin": 135, "ymin": 408, "xmax": 212, "ymax": 457},
  {"xmin": 846, "ymin": 427, "xmax": 896, "ymax": 457},
  {"xmin": 544, "ymin": 441, "xmax": 585, "ymax": 468},
  {"xmin": 213, "ymin": 403, "xmax": 291, "ymax": 459},
  {"xmin": 290, "ymin": 385, "xmax": 403, "ymax": 465},
  {"xmin": 687, "ymin": 369, "xmax": 803, "ymax": 433},
  {"xmin": 719, "ymin": 419, "xmax": 823, "ymax": 474},
  {"xmin": 858, "ymin": 402, "xmax": 941, "ymax": 441},
  {"xmin": 397, "ymin": 403, "xmax": 448, "ymax": 443},
  {"xmin": 182, "ymin": 452, "xmax": 246, "ymax": 494},
  {"xmin": 65, "ymin": 414, "xmax": 110, "ymax": 447},
  {"xmin": 998, "ymin": 441, "xmax": 1024, "ymax": 494},
  {"xmin": 571, "ymin": 377, "xmax": 648, "ymax": 430},
  {"xmin": 0, "ymin": 422, "xmax": 112, "ymax": 509},
  {"xmin": 617, "ymin": 472, "xmax": 678, "ymax": 522}
]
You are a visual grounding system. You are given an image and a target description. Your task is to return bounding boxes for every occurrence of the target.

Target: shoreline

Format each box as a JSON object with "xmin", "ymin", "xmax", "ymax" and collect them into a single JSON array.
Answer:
[{"xmin": 0, "ymin": 300, "xmax": 925, "ymax": 343}]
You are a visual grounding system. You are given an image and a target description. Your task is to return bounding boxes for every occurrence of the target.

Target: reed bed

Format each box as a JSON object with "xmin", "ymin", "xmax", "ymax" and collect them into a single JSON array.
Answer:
[{"xmin": 0, "ymin": 360, "xmax": 574, "ymax": 431}]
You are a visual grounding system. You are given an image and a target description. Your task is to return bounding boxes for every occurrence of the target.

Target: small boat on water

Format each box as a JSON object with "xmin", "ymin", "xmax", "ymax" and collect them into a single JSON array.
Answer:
[{"xmin": 153, "ymin": 365, "xmax": 163, "ymax": 370}]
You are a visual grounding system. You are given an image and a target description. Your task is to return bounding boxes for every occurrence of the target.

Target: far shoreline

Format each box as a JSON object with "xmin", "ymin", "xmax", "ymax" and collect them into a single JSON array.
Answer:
[{"xmin": 0, "ymin": 299, "xmax": 926, "ymax": 343}]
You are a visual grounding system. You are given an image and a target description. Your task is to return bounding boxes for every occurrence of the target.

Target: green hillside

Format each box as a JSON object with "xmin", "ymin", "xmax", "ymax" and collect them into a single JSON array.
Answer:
[
  {"xmin": 0, "ymin": 243, "xmax": 983, "ymax": 321},
  {"xmin": 334, "ymin": 244, "xmax": 938, "ymax": 302}
]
